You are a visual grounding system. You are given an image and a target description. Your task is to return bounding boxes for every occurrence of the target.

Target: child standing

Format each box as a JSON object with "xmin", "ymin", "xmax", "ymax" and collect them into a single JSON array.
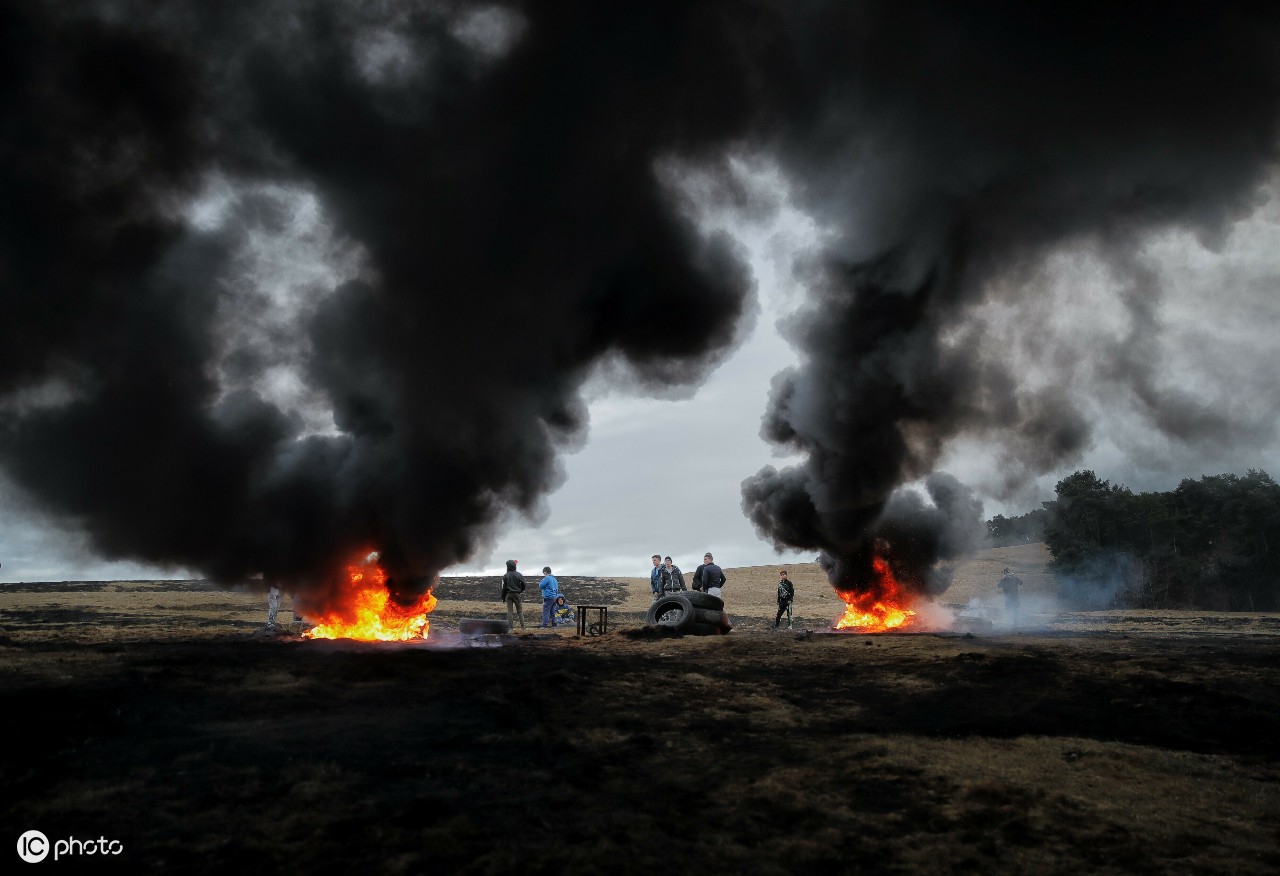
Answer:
[{"xmin": 774, "ymin": 569, "xmax": 795, "ymax": 630}]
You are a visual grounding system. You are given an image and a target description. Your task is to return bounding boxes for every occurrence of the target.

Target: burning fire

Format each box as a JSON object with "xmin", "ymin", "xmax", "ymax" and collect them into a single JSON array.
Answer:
[
  {"xmin": 834, "ymin": 556, "xmax": 918, "ymax": 633},
  {"xmin": 303, "ymin": 554, "xmax": 437, "ymax": 641}
]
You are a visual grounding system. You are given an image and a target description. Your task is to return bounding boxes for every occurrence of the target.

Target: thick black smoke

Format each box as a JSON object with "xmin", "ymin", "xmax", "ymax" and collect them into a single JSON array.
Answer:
[
  {"xmin": 742, "ymin": 3, "xmax": 1280, "ymax": 593},
  {"xmin": 0, "ymin": 1, "xmax": 772, "ymax": 603},
  {"xmin": 3, "ymin": 2, "xmax": 1278, "ymax": 607}
]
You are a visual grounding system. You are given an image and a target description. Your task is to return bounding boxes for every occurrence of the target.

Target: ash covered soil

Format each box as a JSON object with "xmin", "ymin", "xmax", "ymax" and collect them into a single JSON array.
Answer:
[{"xmin": 2, "ymin": 546, "xmax": 1278, "ymax": 875}]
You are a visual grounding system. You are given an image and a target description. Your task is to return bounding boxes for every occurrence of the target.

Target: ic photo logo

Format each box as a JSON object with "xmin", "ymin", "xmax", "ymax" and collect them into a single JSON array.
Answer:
[
  {"xmin": 17, "ymin": 831, "xmax": 48, "ymax": 864},
  {"xmin": 17, "ymin": 830, "xmax": 123, "ymax": 863}
]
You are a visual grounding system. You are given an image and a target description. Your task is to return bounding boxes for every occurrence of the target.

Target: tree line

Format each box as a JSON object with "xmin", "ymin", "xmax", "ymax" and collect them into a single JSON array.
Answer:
[{"xmin": 988, "ymin": 470, "xmax": 1280, "ymax": 611}]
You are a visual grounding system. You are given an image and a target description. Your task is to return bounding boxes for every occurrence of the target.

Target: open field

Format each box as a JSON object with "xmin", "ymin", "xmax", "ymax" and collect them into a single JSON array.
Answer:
[{"xmin": 2, "ymin": 545, "xmax": 1278, "ymax": 874}]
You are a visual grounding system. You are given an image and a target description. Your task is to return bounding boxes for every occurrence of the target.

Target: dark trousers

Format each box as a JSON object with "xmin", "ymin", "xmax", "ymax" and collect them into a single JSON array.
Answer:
[
  {"xmin": 774, "ymin": 600, "xmax": 793, "ymax": 627},
  {"xmin": 504, "ymin": 593, "xmax": 525, "ymax": 630}
]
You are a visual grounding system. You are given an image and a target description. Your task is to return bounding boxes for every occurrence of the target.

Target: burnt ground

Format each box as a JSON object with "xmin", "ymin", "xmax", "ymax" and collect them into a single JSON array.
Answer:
[{"xmin": 1, "ymin": 580, "xmax": 1279, "ymax": 875}]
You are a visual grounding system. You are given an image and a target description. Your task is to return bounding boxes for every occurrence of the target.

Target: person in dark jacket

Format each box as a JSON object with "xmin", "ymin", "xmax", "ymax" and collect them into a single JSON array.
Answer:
[
  {"xmin": 997, "ymin": 567, "xmax": 1024, "ymax": 629},
  {"xmin": 774, "ymin": 569, "xmax": 795, "ymax": 629},
  {"xmin": 649, "ymin": 554, "xmax": 670, "ymax": 602},
  {"xmin": 500, "ymin": 559, "xmax": 527, "ymax": 632},
  {"xmin": 691, "ymin": 552, "xmax": 727, "ymax": 598},
  {"xmin": 663, "ymin": 556, "xmax": 685, "ymax": 593}
]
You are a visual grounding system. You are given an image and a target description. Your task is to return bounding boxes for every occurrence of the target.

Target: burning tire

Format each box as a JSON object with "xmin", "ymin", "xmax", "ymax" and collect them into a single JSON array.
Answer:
[
  {"xmin": 646, "ymin": 594, "xmax": 695, "ymax": 630},
  {"xmin": 683, "ymin": 592, "xmax": 724, "ymax": 611},
  {"xmin": 688, "ymin": 622, "xmax": 724, "ymax": 636}
]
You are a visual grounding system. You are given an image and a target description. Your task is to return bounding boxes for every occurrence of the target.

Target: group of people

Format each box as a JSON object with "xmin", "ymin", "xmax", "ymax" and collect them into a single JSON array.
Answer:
[
  {"xmin": 268, "ymin": 553, "xmax": 1018, "ymax": 636},
  {"xmin": 650, "ymin": 551, "xmax": 727, "ymax": 599},
  {"xmin": 651, "ymin": 554, "xmax": 797, "ymax": 630},
  {"xmin": 500, "ymin": 559, "xmax": 574, "ymax": 631}
]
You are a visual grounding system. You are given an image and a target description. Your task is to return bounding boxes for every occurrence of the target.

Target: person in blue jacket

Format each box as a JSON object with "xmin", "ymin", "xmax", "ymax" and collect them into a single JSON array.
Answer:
[
  {"xmin": 649, "ymin": 554, "xmax": 670, "ymax": 602},
  {"xmin": 552, "ymin": 594, "xmax": 576, "ymax": 626},
  {"xmin": 539, "ymin": 566, "xmax": 560, "ymax": 627}
]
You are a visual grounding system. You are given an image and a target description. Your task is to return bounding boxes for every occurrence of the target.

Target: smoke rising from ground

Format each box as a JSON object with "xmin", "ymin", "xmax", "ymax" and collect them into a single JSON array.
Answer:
[
  {"xmin": 740, "ymin": 3, "xmax": 1280, "ymax": 592},
  {"xmin": 0, "ymin": 1, "xmax": 765, "ymax": 600},
  {"xmin": 2, "ymin": 2, "xmax": 1279, "ymax": 604}
]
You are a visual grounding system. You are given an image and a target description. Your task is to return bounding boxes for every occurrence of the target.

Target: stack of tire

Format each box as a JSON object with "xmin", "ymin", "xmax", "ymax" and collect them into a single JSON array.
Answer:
[{"xmin": 645, "ymin": 591, "xmax": 733, "ymax": 635}]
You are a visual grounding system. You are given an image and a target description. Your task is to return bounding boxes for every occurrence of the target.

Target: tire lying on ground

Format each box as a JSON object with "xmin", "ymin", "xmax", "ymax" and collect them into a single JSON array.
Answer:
[
  {"xmin": 646, "ymin": 594, "xmax": 695, "ymax": 630},
  {"xmin": 458, "ymin": 618, "xmax": 511, "ymax": 635},
  {"xmin": 691, "ymin": 607, "xmax": 725, "ymax": 627},
  {"xmin": 645, "ymin": 594, "xmax": 732, "ymax": 635},
  {"xmin": 682, "ymin": 591, "xmax": 724, "ymax": 611}
]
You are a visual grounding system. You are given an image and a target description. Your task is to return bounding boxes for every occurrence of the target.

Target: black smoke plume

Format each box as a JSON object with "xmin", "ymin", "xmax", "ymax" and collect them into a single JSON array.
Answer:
[
  {"xmin": 2, "ymin": 2, "xmax": 1278, "ymax": 609},
  {"xmin": 0, "ymin": 1, "xmax": 770, "ymax": 603},
  {"xmin": 741, "ymin": 3, "xmax": 1280, "ymax": 594}
]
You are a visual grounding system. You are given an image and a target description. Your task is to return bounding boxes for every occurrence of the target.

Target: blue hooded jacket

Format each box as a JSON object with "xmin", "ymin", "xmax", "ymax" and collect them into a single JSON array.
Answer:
[{"xmin": 540, "ymin": 574, "xmax": 559, "ymax": 598}]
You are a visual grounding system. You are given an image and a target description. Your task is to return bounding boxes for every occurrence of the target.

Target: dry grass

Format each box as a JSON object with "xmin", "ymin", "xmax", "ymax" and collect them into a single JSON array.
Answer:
[{"xmin": 2, "ymin": 545, "xmax": 1278, "ymax": 874}]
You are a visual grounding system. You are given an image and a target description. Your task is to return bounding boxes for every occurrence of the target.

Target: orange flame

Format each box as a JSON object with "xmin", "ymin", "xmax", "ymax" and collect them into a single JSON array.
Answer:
[
  {"xmin": 834, "ymin": 556, "xmax": 918, "ymax": 633},
  {"xmin": 303, "ymin": 556, "xmax": 437, "ymax": 641}
]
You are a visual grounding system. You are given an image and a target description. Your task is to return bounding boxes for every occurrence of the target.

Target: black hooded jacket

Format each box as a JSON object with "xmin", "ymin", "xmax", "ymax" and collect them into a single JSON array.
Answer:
[
  {"xmin": 692, "ymin": 561, "xmax": 726, "ymax": 591},
  {"xmin": 501, "ymin": 560, "xmax": 526, "ymax": 597}
]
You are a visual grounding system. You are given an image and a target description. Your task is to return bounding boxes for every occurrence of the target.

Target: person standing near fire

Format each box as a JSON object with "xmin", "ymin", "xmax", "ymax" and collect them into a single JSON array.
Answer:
[
  {"xmin": 649, "ymin": 554, "xmax": 670, "ymax": 602},
  {"xmin": 774, "ymin": 569, "xmax": 795, "ymax": 629},
  {"xmin": 538, "ymin": 565, "xmax": 560, "ymax": 628},
  {"xmin": 997, "ymin": 567, "xmax": 1024, "ymax": 629},
  {"xmin": 266, "ymin": 584, "xmax": 308, "ymax": 631},
  {"xmin": 501, "ymin": 559, "xmax": 527, "ymax": 632},
  {"xmin": 267, "ymin": 584, "xmax": 282, "ymax": 627},
  {"xmin": 692, "ymin": 552, "xmax": 727, "ymax": 598},
  {"xmin": 663, "ymin": 556, "xmax": 685, "ymax": 593}
]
